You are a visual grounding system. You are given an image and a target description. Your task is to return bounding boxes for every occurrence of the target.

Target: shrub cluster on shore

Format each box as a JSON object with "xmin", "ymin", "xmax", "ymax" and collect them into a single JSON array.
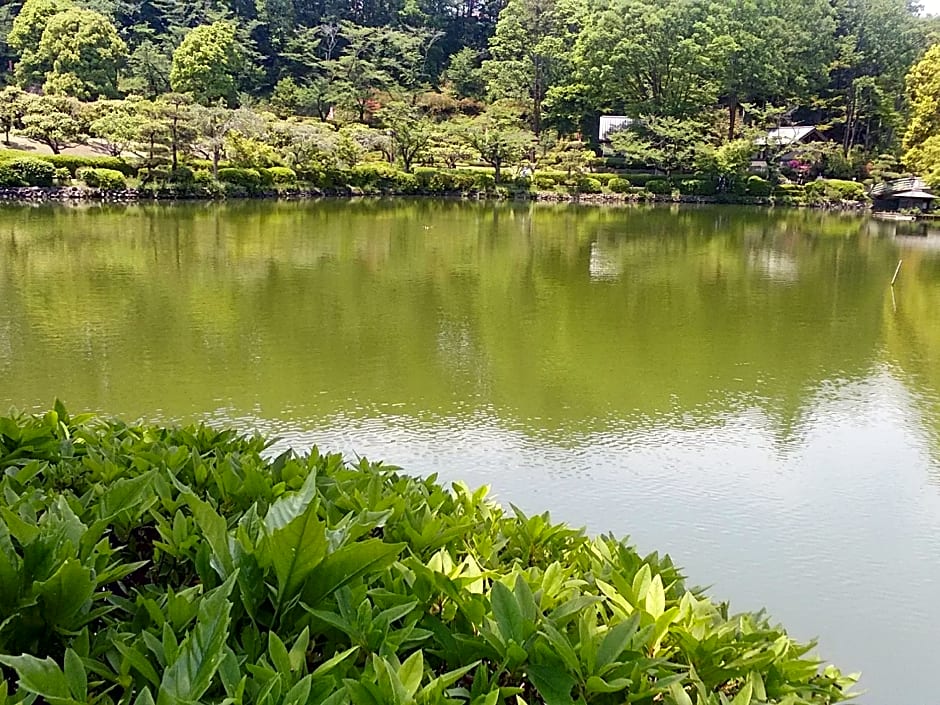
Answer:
[
  {"xmin": 0, "ymin": 404, "xmax": 857, "ymax": 704},
  {"xmin": 0, "ymin": 149, "xmax": 870, "ymax": 207}
]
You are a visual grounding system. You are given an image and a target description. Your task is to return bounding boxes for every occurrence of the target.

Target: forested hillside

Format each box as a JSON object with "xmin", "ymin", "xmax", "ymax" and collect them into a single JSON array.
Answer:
[{"xmin": 0, "ymin": 0, "xmax": 938, "ymax": 189}]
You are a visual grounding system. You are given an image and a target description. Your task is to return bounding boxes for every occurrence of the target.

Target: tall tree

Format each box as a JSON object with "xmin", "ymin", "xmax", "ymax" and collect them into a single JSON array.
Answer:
[
  {"xmin": 7, "ymin": 0, "xmax": 73, "ymax": 87},
  {"xmin": 457, "ymin": 103, "xmax": 535, "ymax": 180},
  {"xmin": 706, "ymin": 0, "xmax": 836, "ymax": 140},
  {"xmin": 37, "ymin": 7, "xmax": 127, "ymax": 99},
  {"xmin": 570, "ymin": 0, "xmax": 715, "ymax": 120},
  {"xmin": 482, "ymin": 0, "xmax": 583, "ymax": 134},
  {"xmin": 902, "ymin": 42, "xmax": 940, "ymax": 176},
  {"xmin": 170, "ymin": 21, "xmax": 243, "ymax": 105},
  {"xmin": 828, "ymin": 0, "xmax": 926, "ymax": 153}
]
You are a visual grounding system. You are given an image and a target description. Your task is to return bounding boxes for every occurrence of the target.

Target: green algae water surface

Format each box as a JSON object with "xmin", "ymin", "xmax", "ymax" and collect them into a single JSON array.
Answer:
[{"xmin": 2, "ymin": 200, "xmax": 939, "ymax": 704}]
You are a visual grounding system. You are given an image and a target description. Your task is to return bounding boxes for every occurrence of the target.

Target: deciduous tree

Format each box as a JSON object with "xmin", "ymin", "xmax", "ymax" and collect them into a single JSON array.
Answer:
[{"xmin": 170, "ymin": 22, "xmax": 242, "ymax": 105}]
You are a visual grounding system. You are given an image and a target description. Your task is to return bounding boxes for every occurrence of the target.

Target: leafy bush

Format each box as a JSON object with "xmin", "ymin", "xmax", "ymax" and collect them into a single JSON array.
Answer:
[
  {"xmin": 77, "ymin": 167, "xmax": 127, "ymax": 189},
  {"xmin": 474, "ymin": 172, "xmax": 495, "ymax": 189},
  {"xmin": 168, "ymin": 166, "xmax": 196, "ymax": 184},
  {"xmin": 746, "ymin": 175, "xmax": 773, "ymax": 197},
  {"xmin": 532, "ymin": 173, "xmax": 558, "ymax": 190},
  {"xmin": 588, "ymin": 172, "xmax": 619, "ymax": 185},
  {"xmin": 678, "ymin": 178, "xmax": 718, "ymax": 196},
  {"xmin": 608, "ymin": 177, "xmax": 632, "ymax": 193},
  {"xmin": 349, "ymin": 162, "xmax": 418, "ymax": 193},
  {"xmin": 218, "ymin": 167, "xmax": 263, "ymax": 190},
  {"xmin": 192, "ymin": 169, "xmax": 215, "ymax": 184},
  {"xmin": 0, "ymin": 157, "xmax": 56, "ymax": 186},
  {"xmin": 51, "ymin": 154, "xmax": 136, "ymax": 177},
  {"xmin": 0, "ymin": 406, "xmax": 857, "ymax": 705},
  {"xmin": 266, "ymin": 166, "xmax": 298, "ymax": 185},
  {"xmin": 55, "ymin": 167, "xmax": 71, "ymax": 184},
  {"xmin": 575, "ymin": 176, "xmax": 603, "ymax": 193},
  {"xmin": 804, "ymin": 178, "xmax": 867, "ymax": 203},
  {"xmin": 645, "ymin": 178, "xmax": 673, "ymax": 195}
]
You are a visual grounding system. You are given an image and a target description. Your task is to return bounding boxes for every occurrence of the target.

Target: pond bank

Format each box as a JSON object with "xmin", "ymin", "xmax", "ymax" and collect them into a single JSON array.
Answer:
[{"xmin": 0, "ymin": 184, "xmax": 872, "ymax": 210}]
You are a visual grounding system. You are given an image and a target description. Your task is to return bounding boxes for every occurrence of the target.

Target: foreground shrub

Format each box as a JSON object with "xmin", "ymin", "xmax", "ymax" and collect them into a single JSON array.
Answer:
[
  {"xmin": 77, "ymin": 167, "xmax": 127, "ymax": 189},
  {"xmin": 746, "ymin": 175, "xmax": 773, "ymax": 197},
  {"xmin": 218, "ymin": 167, "xmax": 263, "ymax": 190},
  {"xmin": 608, "ymin": 177, "xmax": 632, "ymax": 193},
  {"xmin": 266, "ymin": 166, "xmax": 298, "ymax": 185},
  {"xmin": 0, "ymin": 157, "xmax": 56, "ymax": 186},
  {"xmin": 0, "ymin": 405, "xmax": 857, "ymax": 705},
  {"xmin": 645, "ymin": 178, "xmax": 673, "ymax": 195},
  {"xmin": 804, "ymin": 178, "xmax": 867, "ymax": 203},
  {"xmin": 574, "ymin": 176, "xmax": 603, "ymax": 193}
]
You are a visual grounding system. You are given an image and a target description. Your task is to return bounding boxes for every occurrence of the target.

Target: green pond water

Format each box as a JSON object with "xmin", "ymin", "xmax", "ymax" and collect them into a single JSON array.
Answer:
[{"xmin": 2, "ymin": 200, "xmax": 939, "ymax": 703}]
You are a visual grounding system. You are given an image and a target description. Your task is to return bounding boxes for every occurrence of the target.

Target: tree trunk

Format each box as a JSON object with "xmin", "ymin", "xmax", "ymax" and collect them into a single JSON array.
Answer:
[
  {"xmin": 212, "ymin": 148, "xmax": 220, "ymax": 178},
  {"xmin": 493, "ymin": 159, "xmax": 501, "ymax": 183},
  {"xmin": 727, "ymin": 100, "xmax": 738, "ymax": 142}
]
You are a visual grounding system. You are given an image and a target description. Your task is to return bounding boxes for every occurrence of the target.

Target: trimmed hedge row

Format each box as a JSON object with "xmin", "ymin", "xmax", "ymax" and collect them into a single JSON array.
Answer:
[{"xmin": 0, "ymin": 149, "xmax": 136, "ymax": 176}]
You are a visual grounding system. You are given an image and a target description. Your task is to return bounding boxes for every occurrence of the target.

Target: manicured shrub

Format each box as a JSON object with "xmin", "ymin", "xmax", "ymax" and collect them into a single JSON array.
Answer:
[
  {"xmin": 575, "ymin": 176, "xmax": 603, "ymax": 193},
  {"xmin": 217, "ymin": 167, "xmax": 263, "ymax": 190},
  {"xmin": 589, "ymin": 172, "xmax": 619, "ymax": 185},
  {"xmin": 474, "ymin": 172, "xmax": 495, "ymax": 189},
  {"xmin": 168, "ymin": 166, "xmax": 196, "ymax": 184},
  {"xmin": 0, "ymin": 157, "xmax": 56, "ymax": 186},
  {"xmin": 349, "ymin": 162, "xmax": 417, "ymax": 192},
  {"xmin": 608, "ymin": 177, "xmax": 632, "ymax": 193},
  {"xmin": 532, "ymin": 173, "xmax": 558, "ymax": 190},
  {"xmin": 746, "ymin": 175, "xmax": 773, "ymax": 197},
  {"xmin": 51, "ymin": 154, "xmax": 136, "ymax": 176},
  {"xmin": 645, "ymin": 178, "xmax": 673, "ymax": 195},
  {"xmin": 192, "ymin": 169, "xmax": 214, "ymax": 185},
  {"xmin": 55, "ymin": 167, "xmax": 71, "ymax": 185},
  {"xmin": 804, "ymin": 178, "xmax": 867, "ymax": 203},
  {"xmin": 266, "ymin": 166, "xmax": 297, "ymax": 185},
  {"xmin": 77, "ymin": 167, "xmax": 127, "ymax": 189}
]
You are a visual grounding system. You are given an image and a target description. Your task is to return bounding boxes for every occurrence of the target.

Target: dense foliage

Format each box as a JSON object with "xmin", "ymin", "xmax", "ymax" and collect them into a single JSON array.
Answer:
[
  {"xmin": 0, "ymin": 0, "xmax": 936, "ymax": 188},
  {"xmin": 0, "ymin": 405, "xmax": 857, "ymax": 705}
]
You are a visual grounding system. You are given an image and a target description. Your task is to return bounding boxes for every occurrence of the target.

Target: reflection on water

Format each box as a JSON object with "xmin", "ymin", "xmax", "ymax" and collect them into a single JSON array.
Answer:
[{"xmin": 1, "ymin": 201, "xmax": 940, "ymax": 704}]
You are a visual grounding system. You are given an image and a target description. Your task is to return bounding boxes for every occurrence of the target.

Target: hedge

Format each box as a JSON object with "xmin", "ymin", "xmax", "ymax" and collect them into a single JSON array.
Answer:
[
  {"xmin": 0, "ymin": 157, "xmax": 56, "ymax": 186},
  {"xmin": 76, "ymin": 167, "xmax": 127, "ymax": 190}
]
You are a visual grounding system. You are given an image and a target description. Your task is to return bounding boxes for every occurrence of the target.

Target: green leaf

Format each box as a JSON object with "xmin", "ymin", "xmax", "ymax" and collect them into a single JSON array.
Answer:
[
  {"xmin": 491, "ymin": 580, "xmax": 524, "ymax": 644},
  {"xmin": 114, "ymin": 640, "xmax": 161, "ymax": 687},
  {"xmin": 646, "ymin": 574, "xmax": 666, "ymax": 619},
  {"xmin": 398, "ymin": 650, "xmax": 423, "ymax": 698},
  {"xmin": 157, "ymin": 574, "xmax": 235, "ymax": 705},
  {"xmin": 269, "ymin": 630, "xmax": 292, "ymax": 674},
  {"xmin": 527, "ymin": 663, "xmax": 576, "ymax": 705},
  {"xmin": 288, "ymin": 627, "xmax": 310, "ymax": 672},
  {"xmin": 668, "ymin": 682, "xmax": 694, "ymax": 705},
  {"xmin": 0, "ymin": 654, "xmax": 73, "ymax": 705},
  {"xmin": 185, "ymin": 492, "xmax": 234, "ymax": 578},
  {"xmin": 311, "ymin": 646, "xmax": 359, "ymax": 680},
  {"xmin": 37, "ymin": 558, "xmax": 94, "ymax": 629},
  {"xmin": 99, "ymin": 471, "xmax": 156, "ymax": 520},
  {"xmin": 595, "ymin": 613, "xmax": 640, "ymax": 671},
  {"xmin": 585, "ymin": 675, "xmax": 631, "ymax": 694},
  {"xmin": 730, "ymin": 681, "xmax": 753, "ymax": 705},
  {"xmin": 302, "ymin": 539, "xmax": 403, "ymax": 607},
  {"xmin": 268, "ymin": 502, "xmax": 328, "ymax": 603},
  {"xmin": 64, "ymin": 649, "xmax": 86, "ymax": 702},
  {"xmin": 264, "ymin": 469, "xmax": 319, "ymax": 533}
]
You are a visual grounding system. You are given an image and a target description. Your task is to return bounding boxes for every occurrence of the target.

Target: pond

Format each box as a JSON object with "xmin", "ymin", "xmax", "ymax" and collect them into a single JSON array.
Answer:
[{"xmin": 1, "ymin": 200, "xmax": 939, "ymax": 704}]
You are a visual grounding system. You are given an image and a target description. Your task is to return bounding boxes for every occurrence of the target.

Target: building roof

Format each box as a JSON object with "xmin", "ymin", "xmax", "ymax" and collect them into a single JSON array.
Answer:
[
  {"xmin": 598, "ymin": 116, "xmax": 635, "ymax": 142},
  {"xmin": 892, "ymin": 190, "xmax": 937, "ymax": 199},
  {"xmin": 870, "ymin": 177, "xmax": 934, "ymax": 198},
  {"xmin": 756, "ymin": 126, "xmax": 821, "ymax": 146}
]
